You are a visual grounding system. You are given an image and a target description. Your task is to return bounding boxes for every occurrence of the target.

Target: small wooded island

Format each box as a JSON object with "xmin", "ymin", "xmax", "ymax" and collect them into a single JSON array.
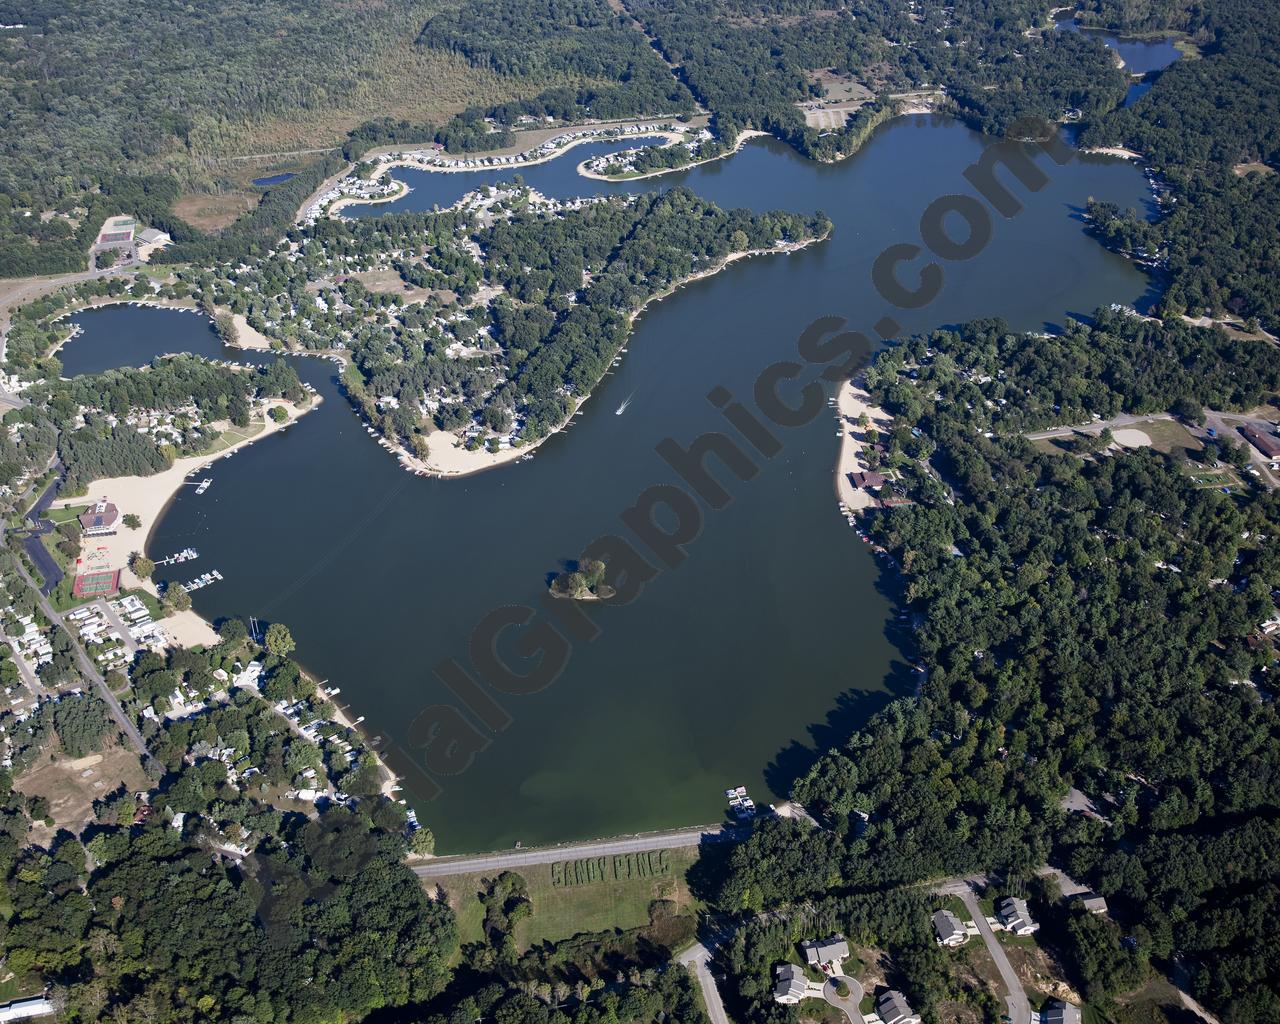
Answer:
[{"xmin": 549, "ymin": 559, "xmax": 615, "ymax": 600}]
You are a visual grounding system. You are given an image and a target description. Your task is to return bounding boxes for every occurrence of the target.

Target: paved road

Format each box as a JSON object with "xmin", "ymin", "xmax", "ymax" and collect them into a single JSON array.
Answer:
[
  {"xmin": 413, "ymin": 823, "xmax": 733, "ymax": 878},
  {"xmin": 2, "ymin": 637, "xmax": 47, "ymax": 698},
  {"xmin": 95, "ymin": 599, "xmax": 139, "ymax": 656},
  {"xmin": 954, "ymin": 887, "xmax": 1030, "ymax": 1024},
  {"xmin": 678, "ymin": 941, "xmax": 732, "ymax": 1024},
  {"xmin": 14, "ymin": 563, "xmax": 148, "ymax": 760},
  {"xmin": 824, "ymin": 974, "xmax": 866, "ymax": 1024}
]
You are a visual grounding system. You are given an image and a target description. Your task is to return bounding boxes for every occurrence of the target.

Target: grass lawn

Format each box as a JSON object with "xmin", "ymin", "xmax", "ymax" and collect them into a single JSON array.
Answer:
[
  {"xmin": 0, "ymin": 971, "xmax": 43, "ymax": 1003},
  {"xmin": 1125, "ymin": 417, "xmax": 1202, "ymax": 456},
  {"xmin": 202, "ymin": 417, "xmax": 267, "ymax": 456},
  {"xmin": 43, "ymin": 503, "xmax": 89, "ymax": 525},
  {"xmin": 422, "ymin": 847, "xmax": 701, "ymax": 952}
]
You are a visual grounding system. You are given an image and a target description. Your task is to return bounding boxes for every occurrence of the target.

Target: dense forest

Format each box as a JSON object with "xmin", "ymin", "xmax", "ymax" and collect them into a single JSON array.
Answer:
[
  {"xmin": 2, "ymin": 0, "xmax": 1134, "ymax": 276},
  {"xmin": 1079, "ymin": 0, "xmax": 1280, "ymax": 326},
  {"xmin": 715, "ymin": 310, "xmax": 1280, "ymax": 1021}
]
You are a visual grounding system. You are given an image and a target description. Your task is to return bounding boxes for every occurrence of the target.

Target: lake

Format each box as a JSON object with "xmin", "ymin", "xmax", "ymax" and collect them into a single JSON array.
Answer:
[
  {"xmin": 76, "ymin": 116, "xmax": 1154, "ymax": 852},
  {"xmin": 253, "ymin": 172, "xmax": 297, "ymax": 187},
  {"xmin": 1056, "ymin": 15, "xmax": 1182, "ymax": 106}
]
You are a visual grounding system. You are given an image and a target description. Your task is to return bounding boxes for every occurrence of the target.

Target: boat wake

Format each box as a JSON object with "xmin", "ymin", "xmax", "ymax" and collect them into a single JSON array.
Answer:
[{"xmin": 616, "ymin": 392, "xmax": 634, "ymax": 415}]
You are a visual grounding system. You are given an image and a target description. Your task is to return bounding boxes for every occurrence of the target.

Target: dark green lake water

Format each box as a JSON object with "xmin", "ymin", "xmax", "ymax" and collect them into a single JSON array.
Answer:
[{"xmin": 69, "ymin": 118, "xmax": 1154, "ymax": 853}]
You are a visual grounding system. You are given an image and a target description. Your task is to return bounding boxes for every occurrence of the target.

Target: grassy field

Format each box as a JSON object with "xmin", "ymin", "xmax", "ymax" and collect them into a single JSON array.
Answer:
[
  {"xmin": 422, "ymin": 847, "xmax": 702, "ymax": 951},
  {"xmin": 203, "ymin": 417, "xmax": 267, "ymax": 456}
]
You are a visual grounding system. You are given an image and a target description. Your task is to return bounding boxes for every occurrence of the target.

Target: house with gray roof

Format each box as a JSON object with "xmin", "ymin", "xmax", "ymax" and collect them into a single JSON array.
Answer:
[
  {"xmin": 877, "ymin": 989, "xmax": 922, "ymax": 1024},
  {"xmin": 997, "ymin": 896, "xmax": 1040, "ymax": 935},
  {"xmin": 1041, "ymin": 998, "xmax": 1083, "ymax": 1024},
  {"xmin": 932, "ymin": 908, "xmax": 969, "ymax": 946},
  {"xmin": 1074, "ymin": 891, "xmax": 1109, "ymax": 915},
  {"xmin": 772, "ymin": 963, "xmax": 808, "ymax": 1004},
  {"xmin": 802, "ymin": 934, "xmax": 850, "ymax": 969}
]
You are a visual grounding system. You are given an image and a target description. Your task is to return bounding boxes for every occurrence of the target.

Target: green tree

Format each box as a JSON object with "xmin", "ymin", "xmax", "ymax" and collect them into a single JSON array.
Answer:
[{"xmin": 265, "ymin": 622, "xmax": 295, "ymax": 657}]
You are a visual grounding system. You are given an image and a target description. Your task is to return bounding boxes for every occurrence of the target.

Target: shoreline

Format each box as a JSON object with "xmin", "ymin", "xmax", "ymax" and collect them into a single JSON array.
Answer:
[
  {"xmin": 47, "ymin": 396, "xmax": 320, "ymax": 638},
  {"xmin": 575, "ymin": 130, "xmax": 770, "ymax": 183},
  {"xmin": 381, "ymin": 235, "xmax": 825, "ymax": 479},
  {"xmin": 327, "ymin": 179, "xmax": 412, "ymax": 217},
  {"xmin": 1080, "ymin": 145, "xmax": 1144, "ymax": 160},
  {"xmin": 834, "ymin": 378, "xmax": 891, "ymax": 513}
]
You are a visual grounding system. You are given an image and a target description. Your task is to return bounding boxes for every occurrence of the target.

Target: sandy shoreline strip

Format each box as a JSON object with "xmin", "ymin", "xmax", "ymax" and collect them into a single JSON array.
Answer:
[
  {"xmin": 388, "ymin": 237, "xmax": 824, "ymax": 479},
  {"xmin": 328, "ymin": 180, "xmax": 413, "ymax": 217},
  {"xmin": 1080, "ymin": 145, "xmax": 1144, "ymax": 160},
  {"xmin": 575, "ymin": 130, "xmax": 770, "ymax": 182},
  {"xmin": 835, "ymin": 378, "xmax": 892, "ymax": 512},
  {"xmin": 48, "ymin": 397, "xmax": 320, "ymax": 641}
]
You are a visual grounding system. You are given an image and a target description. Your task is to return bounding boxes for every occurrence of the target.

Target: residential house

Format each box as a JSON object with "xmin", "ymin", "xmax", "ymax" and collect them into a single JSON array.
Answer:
[
  {"xmin": 772, "ymin": 963, "xmax": 808, "ymax": 1004},
  {"xmin": 1074, "ymin": 891, "xmax": 1109, "ymax": 915},
  {"xmin": 997, "ymin": 896, "xmax": 1040, "ymax": 936},
  {"xmin": 932, "ymin": 908, "xmax": 968, "ymax": 947},
  {"xmin": 1041, "ymin": 998, "xmax": 1083, "ymax": 1024},
  {"xmin": 877, "ymin": 989, "xmax": 922, "ymax": 1024},
  {"xmin": 802, "ymin": 934, "xmax": 850, "ymax": 970}
]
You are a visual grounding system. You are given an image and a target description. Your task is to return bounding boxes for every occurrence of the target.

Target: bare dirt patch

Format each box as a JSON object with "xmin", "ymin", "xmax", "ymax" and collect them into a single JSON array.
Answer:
[
  {"xmin": 15, "ymin": 742, "xmax": 149, "ymax": 845},
  {"xmin": 174, "ymin": 191, "xmax": 259, "ymax": 232},
  {"xmin": 1233, "ymin": 161, "xmax": 1275, "ymax": 177},
  {"xmin": 1004, "ymin": 941, "xmax": 1081, "ymax": 1005},
  {"xmin": 800, "ymin": 70, "xmax": 874, "ymax": 128}
]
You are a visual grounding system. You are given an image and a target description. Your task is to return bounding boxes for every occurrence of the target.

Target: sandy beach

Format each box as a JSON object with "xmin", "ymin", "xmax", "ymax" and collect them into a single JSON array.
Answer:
[
  {"xmin": 389, "ymin": 238, "xmax": 824, "ymax": 479},
  {"xmin": 835, "ymin": 378, "xmax": 892, "ymax": 512},
  {"xmin": 575, "ymin": 130, "xmax": 769, "ymax": 182},
  {"xmin": 1081, "ymin": 145, "xmax": 1144, "ymax": 160},
  {"xmin": 48, "ymin": 397, "xmax": 319, "ymax": 640},
  {"xmin": 229, "ymin": 313, "xmax": 276, "ymax": 351}
]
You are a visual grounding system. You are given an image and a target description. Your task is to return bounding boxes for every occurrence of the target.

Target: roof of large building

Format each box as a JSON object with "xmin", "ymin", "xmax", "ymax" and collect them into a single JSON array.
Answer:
[
  {"xmin": 78, "ymin": 499, "xmax": 119, "ymax": 531},
  {"xmin": 850, "ymin": 470, "xmax": 888, "ymax": 489},
  {"xmin": 1240, "ymin": 424, "xmax": 1280, "ymax": 456}
]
